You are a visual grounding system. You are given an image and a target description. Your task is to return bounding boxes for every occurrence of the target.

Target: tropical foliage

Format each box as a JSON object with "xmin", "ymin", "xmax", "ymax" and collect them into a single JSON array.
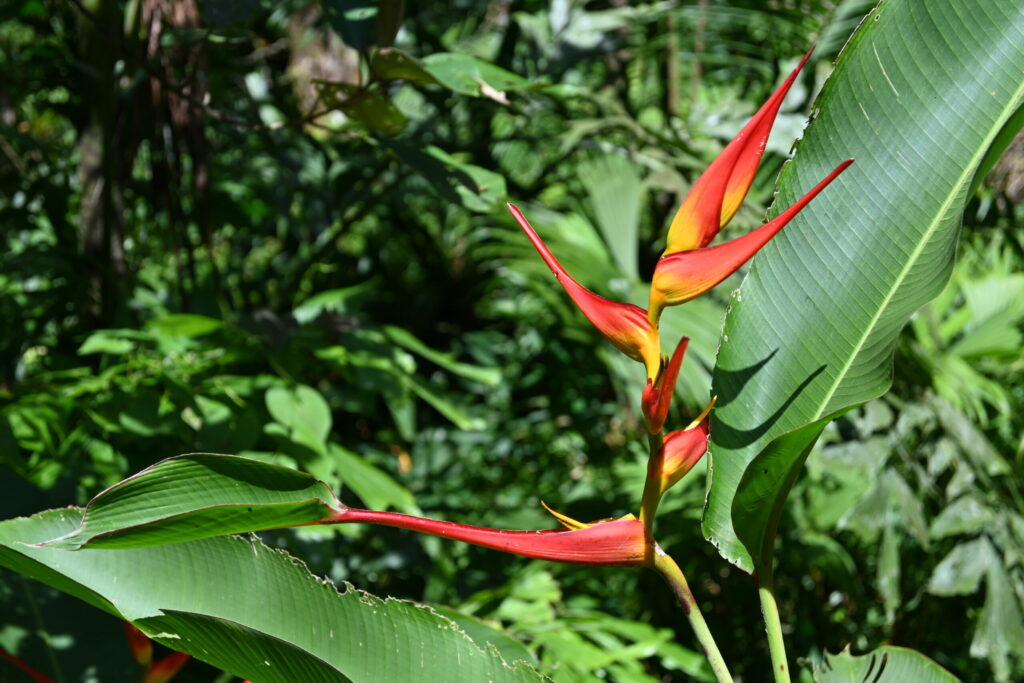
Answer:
[{"xmin": 2, "ymin": 0, "xmax": 1023, "ymax": 681}]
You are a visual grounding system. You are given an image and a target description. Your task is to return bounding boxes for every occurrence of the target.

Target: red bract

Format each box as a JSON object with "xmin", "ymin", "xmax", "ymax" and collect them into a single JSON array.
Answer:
[
  {"xmin": 124, "ymin": 622, "xmax": 153, "ymax": 666},
  {"xmin": 508, "ymin": 203, "xmax": 663, "ymax": 382},
  {"xmin": 659, "ymin": 417, "xmax": 711, "ymax": 495},
  {"xmin": 648, "ymin": 47, "xmax": 853, "ymax": 323},
  {"xmin": 327, "ymin": 506, "xmax": 652, "ymax": 567},
  {"xmin": 649, "ymin": 159, "xmax": 852, "ymax": 322},
  {"xmin": 124, "ymin": 622, "xmax": 190, "ymax": 683},
  {"xmin": 641, "ymin": 336, "xmax": 689, "ymax": 434},
  {"xmin": 664, "ymin": 50, "xmax": 815, "ymax": 255},
  {"xmin": 143, "ymin": 652, "xmax": 190, "ymax": 683}
]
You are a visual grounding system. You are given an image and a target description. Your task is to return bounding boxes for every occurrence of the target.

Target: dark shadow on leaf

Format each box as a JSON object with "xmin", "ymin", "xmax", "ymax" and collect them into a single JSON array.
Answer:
[
  {"xmin": 193, "ymin": 454, "xmax": 320, "ymax": 493},
  {"xmin": 713, "ymin": 364, "xmax": 827, "ymax": 449},
  {"xmin": 713, "ymin": 349, "xmax": 777, "ymax": 410}
]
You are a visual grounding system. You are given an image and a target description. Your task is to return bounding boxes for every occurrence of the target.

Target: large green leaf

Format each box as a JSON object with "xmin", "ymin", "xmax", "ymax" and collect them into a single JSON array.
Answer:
[
  {"xmin": 43, "ymin": 454, "xmax": 344, "ymax": 549},
  {"xmin": 0, "ymin": 509, "xmax": 543, "ymax": 683},
  {"xmin": 815, "ymin": 645, "xmax": 958, "ymax": 683},
  {"xmin": 704, "ymin": 0, "xmax": 1024, "ymax": 571}
]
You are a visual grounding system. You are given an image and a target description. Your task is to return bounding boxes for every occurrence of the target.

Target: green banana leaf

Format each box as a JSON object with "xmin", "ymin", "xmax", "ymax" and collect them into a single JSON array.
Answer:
[
  {"xmin": 40, "ymin": 454, "xmax": 343, "ymax": 549},
  {"xmin": 1, "ymin": 455, "xmax": 542, "ymax": 681},
  {"xmin": 704, "ymin": 0, "xmax": 1024, "ymax": 572}
]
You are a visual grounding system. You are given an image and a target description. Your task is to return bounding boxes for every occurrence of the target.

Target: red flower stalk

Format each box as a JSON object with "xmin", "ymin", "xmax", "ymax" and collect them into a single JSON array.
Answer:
[
  {"xmin": 325, "ymin": 506, "xmax": 652, "ymax": 567},
  {"xmin": 649, "ymin": 159, "xmax": 852, "ymax": 322},
  {"xmin": 639, "ymin": 399, "xmax": 713, "ymax": 525},
  {"xmin": 641, "ymin": 336, "xmax": 689, "ymax": 434},
  {"xmin": 508, "ymin": 203, "xmax": 663, "ymax": 382},
  {"xmin": 0, "ymin": 647, "xmax": 53, "ymax": 683}
]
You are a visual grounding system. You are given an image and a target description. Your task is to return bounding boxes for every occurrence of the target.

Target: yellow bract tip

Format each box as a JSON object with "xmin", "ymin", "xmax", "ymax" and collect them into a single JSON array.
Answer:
[
  {"xmin": 541, "ymin": 501, "xmax": 590, "ymax": 530},
  {"xmin": 685, "ymin": 395, "xmax": 717, "ymax": 431}
]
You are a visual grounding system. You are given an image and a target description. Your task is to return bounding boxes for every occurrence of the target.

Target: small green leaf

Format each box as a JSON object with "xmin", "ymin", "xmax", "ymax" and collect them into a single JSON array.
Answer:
[
  {"xmin": 929, "ymin": 496, "xmax": 995, "ymax": 540},
  {"xmin": 403, "ymin": 375, "xmax": 485, "ymax": 431},
  {"xmin": 266, "ymin": 385, "xmax": 332, "ymax": 453},
  {"xmin": 426, "ymin": 146, "xmax": 507, "ymax": 213},
  {"xmin": 77, "ymin": 330, "xmax": 139, "ymax": 355},
  {"xmin": 421, "ymin": 53, "xmax": 527, "ymax": 98},
  {"xmin": 383, "ymin": 325, "xmax": 502, "ymax": 387},
  {"xmin": 331, "ymin": 445, "xmax": 416, "ymax": 513},
  {"xmin": 972, "ymin": 558, "xmax": 1024, "ymax": 679},
  {"xmin": 927, "ymin": 537, "xmax": 995, "ymax": 597},
  {"xmin": 371, "ymin": 48, "xmax": 439, "ymax": 84},
  {"xmin": 293, "ymin": 281, "xmax": 377, "ymax": 324},
  {"xmin": 878, "ymin": 518, "xmax": 901, "ymax": 626},
  {"xmin": 314, "ymin": 81, "xmax": 407, "ymax": 135},
  {"xmin": 146, "ymin": 314, "xmax": 223, "ymax": 338}
]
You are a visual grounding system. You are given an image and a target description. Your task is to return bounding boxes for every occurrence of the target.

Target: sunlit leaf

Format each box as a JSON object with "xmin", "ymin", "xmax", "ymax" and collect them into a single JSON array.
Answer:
[
  {"xmin": 705, "ymin": 0, "xmax": 1024, "ymax": 572},
  {"xmin": 1, "ymin": 509, "xmax": 543, "ymax": 682},
  {"xmin": 42, "ymin": 454, "xmax": 342, "ymax": 549}
]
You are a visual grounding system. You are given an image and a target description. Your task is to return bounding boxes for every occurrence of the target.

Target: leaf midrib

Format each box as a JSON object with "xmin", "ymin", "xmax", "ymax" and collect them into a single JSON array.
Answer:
[{"xmin": 805, "ymin": 71, "xmax": 1024, "ymax": 426}]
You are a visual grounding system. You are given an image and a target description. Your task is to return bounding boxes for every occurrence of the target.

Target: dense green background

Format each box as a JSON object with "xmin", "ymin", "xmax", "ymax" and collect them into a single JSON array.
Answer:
[{"xmin": 2, "ymin": 0, "xmax": 1022, "ymax": 681}]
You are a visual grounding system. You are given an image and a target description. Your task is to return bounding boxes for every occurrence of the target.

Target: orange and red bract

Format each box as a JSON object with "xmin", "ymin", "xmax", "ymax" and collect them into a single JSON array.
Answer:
[
  {"xmin": 124, "ymin": 622, "xmax": 189, "ymax": 683},
  {"xmin": 328, "ymin": 507, "xmax": 652, "ymax": 567},
  {"xmin": 649, "ymin": 47, "xmax": 853, "ymax": 324},
  {"xmin": 664, "ymin": 49, "xmax": 814, "ymax": 255},
  {"xmin": 124, "ymin": 622, "xmax": 154, "ymax": 667},
  {"xmin": 143, "ymin": 652, "xmax": 190, "ymax": 683},
  {"xmin": 641, "ymin": 336, "xmax": 689, "ymax": 434},
  {"xmin": 507, "ymin": 203, "xmax": 664, "ymax": 382},
  {"xmin": 659, "ymin": 420, "xmax": 711, "ymax": 495},
  {"xmin": 649, "ymin": 159, "xmax": 853, "ymax": 322}
]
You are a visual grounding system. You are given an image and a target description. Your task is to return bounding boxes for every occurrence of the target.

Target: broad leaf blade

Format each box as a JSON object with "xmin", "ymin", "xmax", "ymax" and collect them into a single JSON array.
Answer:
[
  {"xmin": 0, "ymin": 510, "xmax": 543, "ymax": 683},
  {"xmin": 705, "ymin": 0, "xmax": 1024, "ymax": 571},
  {"xmin": 43, "ymin": 454, "xmax": 343, "ymax": 549}
]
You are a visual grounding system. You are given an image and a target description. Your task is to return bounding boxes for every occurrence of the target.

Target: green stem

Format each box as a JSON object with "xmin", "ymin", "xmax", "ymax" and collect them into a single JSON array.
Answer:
[
  {"xmin": 653, "ymin": 548, "xmax": 732, "ymax": 683},
  {"xmin": 639, "ymin": 431, "xmax": 664, "ymax": 532},
  {"xmin": 757, "ymin": 561, "xmax": 791, "ymax": 683}
]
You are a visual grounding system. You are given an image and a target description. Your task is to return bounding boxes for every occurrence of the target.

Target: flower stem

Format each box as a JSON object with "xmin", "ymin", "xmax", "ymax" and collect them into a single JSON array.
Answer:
[
  {"xmin": 653, "ymin": 548, "xmax": 732, "ymax": 683},
  {"xmin": 639, "ymin": 431, "xmax": 664, "ymax": 532},
  {"xmin": 757, "ymin": 561, "xmax": 791, "ymax": 683}
]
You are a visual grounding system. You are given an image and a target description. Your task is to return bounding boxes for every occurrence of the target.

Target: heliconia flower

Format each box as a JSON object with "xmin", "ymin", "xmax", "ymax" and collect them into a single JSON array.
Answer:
[
  {"xmin": 657, "ymin": 404, "xmax": 714, "ymax": 496},
  {"xmin": 123, "ymin": 622, "xmax": 190, "ymax": 683},
  {"xmin": 143, "ymin": 652, "xmax": 190, "ymax": 683},
  {"xmin": 325, "ymin": 505, "xmax": 652, "ymax": 567},
  {"xmin": 507, "ymin": 203, "xmax": 663, "ymax": 382},
  {"xmin": 664, "ymin": 49, "xmax": 814, "ymax": 255},
  {"xmin": 641, "ymin": 336, "xmax": 689, "ymax": 434},
  {"xmin": 648, "ymin": 159, "xmax": 853, "ymax": 323},
  {"xmin": 124, "ymin": 622, "xmax": 153, "ymax": 667}
]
